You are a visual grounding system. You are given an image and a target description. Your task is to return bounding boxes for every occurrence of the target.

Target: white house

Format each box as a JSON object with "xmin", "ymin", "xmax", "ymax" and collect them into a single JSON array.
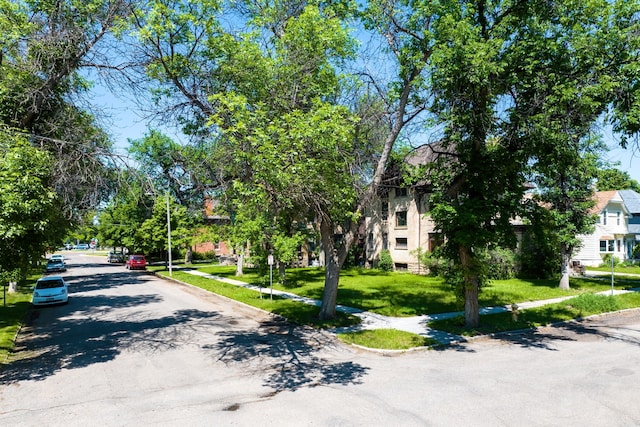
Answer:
[{"xmin": 573, "ymin": 190, "xmax": 640, "ymax": 267}]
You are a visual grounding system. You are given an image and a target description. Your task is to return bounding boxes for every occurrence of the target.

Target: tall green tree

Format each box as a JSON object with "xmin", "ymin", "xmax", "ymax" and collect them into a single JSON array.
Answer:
[
  {"xmin": 421, "ymin": 0, "xmax": 638, "ymax": 327},
  {"xmin": 0, "ymin": 0, "xmax": 131, "ymax": 219},
  {"xmin": 131, "ymin": 1, "xmax": 369, "ymax": 319},
  {"xmin": 596, "ymin": 167, "xmax": 640, "ymax": 192},
  {"xmin": 0, "ymin": 129, "xmax": 68, "ymax": 281},
  {"xmin": 532, "ymin": 141, "xmax": 601, "ymax": 289}
]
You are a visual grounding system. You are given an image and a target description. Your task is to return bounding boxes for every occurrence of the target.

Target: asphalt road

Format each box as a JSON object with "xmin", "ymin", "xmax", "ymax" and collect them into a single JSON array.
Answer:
[{"xmin": 1, "ymin": 254, "xmax": 639, "ymax": 426}]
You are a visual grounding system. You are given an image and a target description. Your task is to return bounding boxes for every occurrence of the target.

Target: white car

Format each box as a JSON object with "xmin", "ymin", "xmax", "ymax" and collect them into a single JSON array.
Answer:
[
  {"xmin": 50, "ymin": 254, "xmax": 65, "ymax": 262},
  {"xmin": 32, "ymin": 276, "xmax": 69, "ymax": 306}
]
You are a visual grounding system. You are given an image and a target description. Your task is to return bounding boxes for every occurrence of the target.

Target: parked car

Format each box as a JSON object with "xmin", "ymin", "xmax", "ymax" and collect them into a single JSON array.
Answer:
[
  {"xmin": 75, "ymin": 243, "xmax": 89, "ymax": 250},
  {"xmin": 45, "ymin": 258, "xmax": 67, "ymax": 273},
  {"xmin": 50, "ymin": 254, "xmax": 65, "ymax": 262},
  {"xmin": 107, "ymin": 251, "xmax": 124, "ymax": 263},
  {"xmin": 126, "ymin": 254, "xmax": 147, "ymax": 270},
  {"xmin": 32, "ymin": 276, "xmax": 69, "ymax": 306}
]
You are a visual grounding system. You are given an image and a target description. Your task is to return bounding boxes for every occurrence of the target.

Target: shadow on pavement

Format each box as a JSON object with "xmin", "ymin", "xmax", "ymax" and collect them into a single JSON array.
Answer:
[
  {"xmin": 205, "ymin": 319, "xmax": 369, "ymax": 392},
  {"xmin": 474, "ymin": 311, "xmax": 640, "ymax": 350},
  {"xmin": 64, "ymin": 271, "xmax": 155, "ymax": 294},
  {"xmin": 1, "ymin": 264, "xmax": 370, "ymax": 393},
  {"xmin": 0, "ymin": 302, "xmax": 222, "ymax": 384}
]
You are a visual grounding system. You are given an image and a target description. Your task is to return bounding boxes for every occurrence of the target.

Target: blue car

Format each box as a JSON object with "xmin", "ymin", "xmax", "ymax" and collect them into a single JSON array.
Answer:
[{"xmin": 45, "ymin": 258, "xmax": 67, "ymax": 273}]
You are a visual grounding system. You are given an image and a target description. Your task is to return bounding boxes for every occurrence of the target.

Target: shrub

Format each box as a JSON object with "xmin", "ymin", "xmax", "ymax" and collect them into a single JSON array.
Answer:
[
  {"xmin": 192, "ymin": 251, "xmax": 217, "ymax": 261},
  {"xmin": 518, "ymin": 229, "xmax": 561, "ymax": 279},
  {"xmin": 377, "ymin": 250, "xmax": 394, "ymax": 272},
  {"xmin": 483, "ymin": 248, "xmax": 517, "ymax": 280},
  {"xmin": 419, "ymin": 251, "xmax": 450, "ymax": 277},
  {"xmin": 600, "ymin": 254, "xmax": 619, "ymax": 268}
]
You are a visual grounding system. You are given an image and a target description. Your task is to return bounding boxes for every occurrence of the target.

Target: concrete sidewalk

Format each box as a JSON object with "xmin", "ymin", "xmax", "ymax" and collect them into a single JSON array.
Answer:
[{"xmin": 177, "ymin": 268, "xmax": 639, "ymax": 345}]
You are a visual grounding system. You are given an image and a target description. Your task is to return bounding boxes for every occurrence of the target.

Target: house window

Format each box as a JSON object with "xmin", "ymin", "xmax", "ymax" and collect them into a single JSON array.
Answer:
[
  {"xmin": 428, "ymin": 233, "xmax": 443, "ymax": 252},
  {"xmin": 617, "ymin": 211, "xmax": 621, "ymax": 225},
  {"xmin": 396, "ymin": 211, "xmax": 407, "ymax": 227},
  {"xmin": 599, "ymin": 240, "xmax": 615, "ymax": 252},
  {"xmin": 382, "ymin": 233, "xmax": 388, "ymax": 250},
  {"xmin": 396, "ymin": 237, "xmax": 408, "ymax": 250},
  {"xmin": 396, "ymin": 187, "xmax": 407, "ymax": 198},
  {"xmin": 602, "ymin": 209, "xmax": 607, "ymax": 225},
  {"xmin": 395, "ymin": 263, "xmax": 408, "ymax": 271}
]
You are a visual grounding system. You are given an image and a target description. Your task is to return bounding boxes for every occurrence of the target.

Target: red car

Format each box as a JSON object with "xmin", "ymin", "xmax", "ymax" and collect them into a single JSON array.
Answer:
[{"xmin": 126, "ymin": 254, "xmax": 147, "ymax": 270}]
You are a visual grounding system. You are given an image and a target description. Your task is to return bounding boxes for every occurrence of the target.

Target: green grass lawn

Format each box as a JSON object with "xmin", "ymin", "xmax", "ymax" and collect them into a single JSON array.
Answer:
[
  {"xmin": 429, "ymin": 292, "xmax": 640, "ymax": 336},
  {"xmin": 161, "ymin": 270, "xmax": 359, "ymax": 329},
  {"xmin": 587, "ymin": 264, "xmax": 640, "ymax": 275},
  {"xmin": 157, "ymin": 265, "xmax": 640, "ymax": 349},
  {"xmin": 0, "ymin": 278, "xmax": 37, "ymax": 364},
  {"xmin": 337, "ymin": 329, "xmax": 440, "ymax": 350},
  {"xmin": 185, "ymin": 265, "xmax": 640, "ymax": 317}
]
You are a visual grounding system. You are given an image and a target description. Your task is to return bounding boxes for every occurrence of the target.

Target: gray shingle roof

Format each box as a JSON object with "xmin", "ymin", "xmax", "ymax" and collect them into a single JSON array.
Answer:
[{"xmin": 619, "ymin": 190, "xmax": 640, "ymax": 214}]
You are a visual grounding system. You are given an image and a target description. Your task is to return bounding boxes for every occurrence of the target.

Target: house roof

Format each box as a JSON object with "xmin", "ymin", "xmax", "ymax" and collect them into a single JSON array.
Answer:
[
  {"xmin": 380, "ymin": 141, "xmax": 456, "ymax": 190},
  {"xmin": 405, "ymin": 141, "xmax": 454, "ymax": 167},
  {"xmin": 592, "ymin": 190, "xmax": 619, "ymax": 214},
  {"xmin": 619, "ymin": 190, "xmax": 640, "ymax": 214}
]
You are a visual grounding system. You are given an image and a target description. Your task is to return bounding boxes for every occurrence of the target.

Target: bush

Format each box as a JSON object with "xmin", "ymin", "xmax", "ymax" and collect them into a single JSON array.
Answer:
[
  {"xmin": 600, "ymin": 254, "xmax": 619, "ymax": 268},
  {"xmin": 518, "ymin": 229, "xmax": 561, "ymax": 279},
  {"xmin": 419, "ymin": 251, "xmax": 450, "ymax": 277},
  {"xmin": 377, "ymin": 250, "xmax": 394, "ymax": 272},
  {"xmin": 483, "ymin": 248, "xmax": 517, "ymax": 280},
  {"xmin": 192, "ymin": 251, "xmax": 217, "ymax": 261}
]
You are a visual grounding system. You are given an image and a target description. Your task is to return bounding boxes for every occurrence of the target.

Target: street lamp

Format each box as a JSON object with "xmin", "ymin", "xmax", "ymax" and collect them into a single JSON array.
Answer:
[{"xmin": 166, "ymin": 190, "xmax": 172, "ymax": 276}]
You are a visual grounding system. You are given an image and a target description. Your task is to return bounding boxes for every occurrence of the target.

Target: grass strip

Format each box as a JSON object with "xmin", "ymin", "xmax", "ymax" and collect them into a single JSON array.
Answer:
[
  {"xmin": 0, "ymin": 278, "xmax": 37, "ymax": 364},
  {"xmin": 160, "ymin": 270, "xmax": 359, "ymax": 329},
  {"xmin": 337, "ymin": 329, "xmax": 440, "ymax": 350},
  {"xmin": 429, "ymin": 292, "xmax": 640, "ymax": 337},
  {"xmin": 184, "ymin": 265, "xmax": 640, "ymax": 317}
]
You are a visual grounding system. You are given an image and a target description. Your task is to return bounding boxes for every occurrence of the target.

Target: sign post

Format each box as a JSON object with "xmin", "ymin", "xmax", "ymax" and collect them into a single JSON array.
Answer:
[
  {"xmin": 268, "ymin": 254, "xmax": 274, "ymax": 301},
  {"xmin": 611, "ymin": 254, "xmax": 615, "ymax": 296}
]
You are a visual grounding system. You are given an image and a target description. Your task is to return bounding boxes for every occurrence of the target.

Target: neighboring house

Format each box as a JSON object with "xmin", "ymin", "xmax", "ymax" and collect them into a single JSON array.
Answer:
[
  {"xmin": 364, "ymin": 184, "xmax": 437, "ymax": 273},
  {"xmin": 573, "ymin": 190, "xmax": 640, "ymax": 267},
  {"xmin": 364, "ymin": 144, "xmax": 447, "ymax": 273},
  {"xmin": 193, "ymin": 198, "xmax": 232, "ymax": 258},
  {"xmin": 363, "ymin": 143, "xmax": 529, "ymax": 273}
]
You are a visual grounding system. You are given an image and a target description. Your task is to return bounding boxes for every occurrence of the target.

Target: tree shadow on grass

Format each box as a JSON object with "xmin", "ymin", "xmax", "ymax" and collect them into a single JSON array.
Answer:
[{"xmin": 204, "ymin": 319, "xmax": 369, "ymax": 392}]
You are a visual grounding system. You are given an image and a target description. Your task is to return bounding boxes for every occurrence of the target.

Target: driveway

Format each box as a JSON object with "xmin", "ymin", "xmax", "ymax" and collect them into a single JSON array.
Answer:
[{"xmin": 1, "ymin": 254, "xmax": 639, "ymax": 426}]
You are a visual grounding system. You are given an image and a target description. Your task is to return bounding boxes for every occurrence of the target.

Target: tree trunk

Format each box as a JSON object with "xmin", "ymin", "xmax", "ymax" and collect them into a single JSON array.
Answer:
[
  {"xmin": 558, "ymin": 246, "xmax": 571, "ymax": 290},
  {"xmin": 464, "ymin": 282, "xmax": 480, "ymax": 328},
  {"xmin": 318, "ymin": 215, "xmax": 347, "ymax": 320},
  {"xmin": 319, "ymin": 252, "xmax": 340, "ymax": 320},
  {"xmin": 459, "ymin": 245, "xmax": 480, "ymax": 328},
  {"xmin": 278, "ymin": 262, "xmax": 286, "ymax": 284},
  {"xmin": 236, "ymin": 250, "xmax": 244, "ymax": 276},
  {"xmin": 184, "ymin": 246, "xmax": 193, "ymax": 264}
]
